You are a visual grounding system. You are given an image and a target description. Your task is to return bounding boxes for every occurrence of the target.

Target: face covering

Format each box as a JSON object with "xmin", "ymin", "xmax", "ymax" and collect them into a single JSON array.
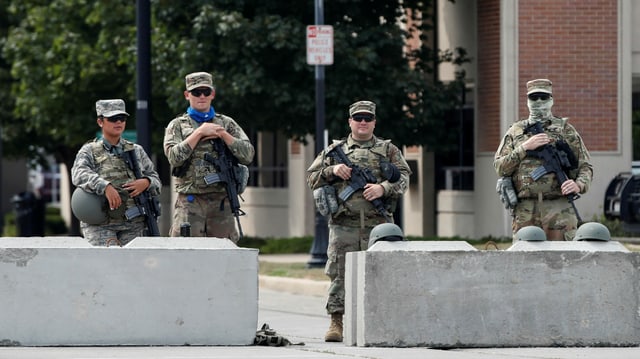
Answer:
[
  {"xmin": 527, "ymin": 97, "xmax": 554, "ymax": 120},
  {"xmin": 187, "ymin": 106, "xmax": 216, "ymax": 123}
]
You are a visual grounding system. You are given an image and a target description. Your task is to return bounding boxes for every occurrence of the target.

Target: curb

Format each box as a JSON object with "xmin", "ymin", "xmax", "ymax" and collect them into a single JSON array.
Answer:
[{"xmin": 259, "ymin": 275, "xmax": 329, "ymax": 297}]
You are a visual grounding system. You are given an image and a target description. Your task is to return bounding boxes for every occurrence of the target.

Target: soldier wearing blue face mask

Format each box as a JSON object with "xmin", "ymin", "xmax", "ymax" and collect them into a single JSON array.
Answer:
[{"xmin": 163, "ymin": 72, "xmax": 254, "ymax": 242}]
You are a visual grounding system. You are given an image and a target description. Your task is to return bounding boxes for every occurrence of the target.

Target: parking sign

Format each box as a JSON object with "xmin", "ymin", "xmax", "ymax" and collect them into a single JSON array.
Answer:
[{"xmin": 306, "ymin": 25, "xmax": 333, "ymax": 65}]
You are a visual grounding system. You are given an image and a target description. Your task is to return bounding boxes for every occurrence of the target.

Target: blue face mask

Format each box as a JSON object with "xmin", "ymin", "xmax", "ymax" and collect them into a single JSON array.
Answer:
[{"xmin": 187, "ymin": 106, "xmax": 216, "ymax": 123}]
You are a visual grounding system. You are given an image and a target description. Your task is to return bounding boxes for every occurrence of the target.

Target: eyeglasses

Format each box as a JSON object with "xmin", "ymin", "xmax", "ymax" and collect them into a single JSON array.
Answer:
[
  {"xmin": 528, "ymin": 93, "xmax": 551, "ymax": 101},
  {"xmin": 190, "ymin": 88, "xmax": 212, "ymax": 97},
  {"xmin": 352, "ymin": 114, "xmax": 375, "ymax": 123},
  {"xmin": 103, "ymin": 115, "xmax": 127, "ymax": 123}
]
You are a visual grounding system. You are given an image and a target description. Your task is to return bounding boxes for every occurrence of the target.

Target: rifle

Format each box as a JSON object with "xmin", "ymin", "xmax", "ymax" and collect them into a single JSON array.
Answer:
[
  {"xmin": 123, "ymin": 150, "xmax": 161, "ymax": 236},
  {"xmin": 327, "ymin": 145, "xmax": 393, "ymax": 223},
  {"xmin": 525, "ymin": 121, "xmax": 583, "ymax": 223},
  {"xmin": 203, "ymin": 139, "xmax": 246, "ymax": 239}
]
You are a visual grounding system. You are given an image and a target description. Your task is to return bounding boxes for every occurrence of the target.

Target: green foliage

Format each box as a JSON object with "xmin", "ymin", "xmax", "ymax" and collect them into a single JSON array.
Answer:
[
  {"xmin": 238, "ymin": 236, "xmax": 314, "ymax": 254},
  {"xmin": 1, "ymin": 0, "xmax": 467, "ymax": 165},
  {"xmin": 3, "ymin": 212, "xmax": 17, "ymax": 237},
  {"xmin": 44, "ymin": 206, "xmax": 68, "ymax": 235},
  {"xmin": 589, "ymin": 213, "xmax": 637, "ymax": 238}
]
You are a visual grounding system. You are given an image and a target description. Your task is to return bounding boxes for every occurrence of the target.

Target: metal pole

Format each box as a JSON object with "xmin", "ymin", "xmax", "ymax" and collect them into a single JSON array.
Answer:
[
  {"xmin": 0, "ymin": 126, "xmax": 3, "ymax": 235},
  {"xmin": 307, "ymin": 0, "xmax": 329, "ymax": 268},
  {"xmin": 136, "ymin": 0, "xmax": 151, "ymax": 153}
]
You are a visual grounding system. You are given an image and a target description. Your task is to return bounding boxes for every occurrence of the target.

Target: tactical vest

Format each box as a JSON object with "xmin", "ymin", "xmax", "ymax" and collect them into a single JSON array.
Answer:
[
  {"xmin": 173, "ymin": 113, "xmax": 228, "ymax": 194},
  {"xmin": 89, "ymin": 139, "xmax": 139, "ymax": 223},
  {"xmin": 328, "ymin": 138, "xmax": 394, "ymax": 222},
  {"xmin": 512, "ymin": 117, "xmax": 570, "ymax": 199}
]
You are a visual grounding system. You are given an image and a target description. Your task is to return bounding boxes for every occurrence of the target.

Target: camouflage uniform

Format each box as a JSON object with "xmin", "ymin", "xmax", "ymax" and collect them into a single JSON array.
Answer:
[
  {"xmin": 72, "ymin": 138, "xmax": 161, "ymax": 246},
  {"xmin": 164, "ymin": 114, "xmax": 254, "ymax": 242},
  {"xmin": 307, "ymin": 133, "xmax": 411, "ymax": 314},
  {"xmin": 494, "ymin": 80, "xmax": 593, "ymax": 241}
]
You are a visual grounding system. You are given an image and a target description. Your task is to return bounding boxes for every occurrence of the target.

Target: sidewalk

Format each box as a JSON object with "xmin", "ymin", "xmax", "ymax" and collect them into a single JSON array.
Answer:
[{"xmin": 259, "ymin": 253, "xmax": 329, "ymax": 297}]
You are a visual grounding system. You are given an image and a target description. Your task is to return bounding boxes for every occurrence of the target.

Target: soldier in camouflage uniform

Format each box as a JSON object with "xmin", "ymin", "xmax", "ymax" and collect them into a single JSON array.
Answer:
[
  {"xmin": 307, "ymin": 100, "xmax": 411, "ymax": 342},
  {"xmin": 494, "ymin": 79, "xmax": 593, "ymax": 241},
  {"xmin": 163, "ymin": 72, "xmax": 255, "ymax": 242},
  {"xmin": 71, "ymin": 99, "xmax": 162, "ymax": 246}
]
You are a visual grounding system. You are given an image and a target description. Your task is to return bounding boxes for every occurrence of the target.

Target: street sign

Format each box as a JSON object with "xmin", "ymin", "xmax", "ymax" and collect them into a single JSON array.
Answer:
[{"xmin": 306, "ymin": 25, "xmax": 333, "ymax": 65}]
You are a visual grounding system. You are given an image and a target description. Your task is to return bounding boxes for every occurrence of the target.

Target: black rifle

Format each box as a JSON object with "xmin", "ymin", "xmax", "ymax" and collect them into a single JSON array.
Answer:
[
  {"xmin": 525, "ymin": 121, "xmax": 583, "ymax": 223},
  {"xmin": 327, "ymin": 145, "xmax": 393, "ymax": 223},
  {"xmin": 203, "ymin": 139, "xmax": 246, "ymax": 239},
  {"xmin": 123, "ymin": 150, "xmax": 161, "ymax": 236}
]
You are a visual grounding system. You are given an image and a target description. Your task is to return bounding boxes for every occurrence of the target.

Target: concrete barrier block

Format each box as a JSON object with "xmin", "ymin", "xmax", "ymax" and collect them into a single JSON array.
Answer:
[
  {"xmin": 125, "ymin": 236, "xmax": 239, "ymax": 249},
  {"xmin": 507, "ymin": 240, "xmax": 630, "ymax": 252},
  {"xmin": 344, "ymin": 251, "xmax": 361, "ymax": 346},
  {"xmin": 368, "ymin": 241, "xmax": 477, "ymax": 252},
  {"xmin": 347, "ymin": 249, "xmax": 640, "ymax": 348},
  {"xmin": 1, "ymin": 236, "xmax": 90, "ymax": 247},
  {"xmin": 0, "ymin": 236, "xmax": 258, "ymax": 346},
  {"xmin": 347, "ymin": 241, "xmax": 476, "ymax": 345}
]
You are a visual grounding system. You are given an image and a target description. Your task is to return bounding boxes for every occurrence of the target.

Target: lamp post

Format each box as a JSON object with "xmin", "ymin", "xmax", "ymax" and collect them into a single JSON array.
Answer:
[{"xmin": 136, "ymin": 0, "xmax": 151, "ymax": 154}]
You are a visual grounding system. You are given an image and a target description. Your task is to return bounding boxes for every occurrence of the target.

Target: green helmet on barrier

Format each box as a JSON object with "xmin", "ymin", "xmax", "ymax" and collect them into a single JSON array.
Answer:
[
  {"xmin": 573, "ymin": 222, "xmax": 611, "ymax": 241},
  {"xmin": 515, "ymin": 226, "xmax": 547, "ymax": 241},
  {"xmin": 368, "ymin": 223, "xmax": 405, "ymax": 247},
  {"xmin": 71, "ymin": 188, "xmax": 108, "ymax": 225}
]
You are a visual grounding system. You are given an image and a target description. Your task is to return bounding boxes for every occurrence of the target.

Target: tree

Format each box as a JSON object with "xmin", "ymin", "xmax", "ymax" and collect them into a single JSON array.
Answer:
[
  {"xmin": 1, "ymin": 0, "xmax": 468, "ymax": 234},
  {"xmin": 2, "ymin": 0, "xmax": 139, "ymax": 234}
]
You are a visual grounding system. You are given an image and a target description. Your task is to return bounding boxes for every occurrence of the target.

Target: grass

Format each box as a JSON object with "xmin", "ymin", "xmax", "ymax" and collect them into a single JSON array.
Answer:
[{"xmin": 258, "ymin": 261, "xmax": 327, "ymax": 281}]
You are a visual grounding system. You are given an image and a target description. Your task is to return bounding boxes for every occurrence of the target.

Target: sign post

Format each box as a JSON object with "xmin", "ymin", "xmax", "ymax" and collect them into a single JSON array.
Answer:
[{"xmin": 306, "ymin": 2, "xmax": 332, "ymax": 268}]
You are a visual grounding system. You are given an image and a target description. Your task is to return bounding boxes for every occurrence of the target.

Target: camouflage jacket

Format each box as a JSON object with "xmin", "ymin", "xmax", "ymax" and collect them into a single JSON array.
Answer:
[
  {"xmin": 306, "ymin": 134, "xmax": 411, "ymax": 225},
  {"xmin": 494, "ymin": 116, "xmax": 593, "ymax": 199},
  {"xmin": 163, "ymin": 112, "xmax": 255, "ymax": 194},
  {"xmin": 71, "ymin": 138, "xmax": 162, "ymax": 222}
]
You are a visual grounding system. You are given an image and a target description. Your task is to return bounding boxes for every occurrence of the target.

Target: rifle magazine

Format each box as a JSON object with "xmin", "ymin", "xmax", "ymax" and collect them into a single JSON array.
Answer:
[
  {"xmin": 530, "ymin": 166, "xmax": 548, "ymax": 181},
  {"xmin": 338, "ymin": 186, "xmax": 356, "ymax": 201}
]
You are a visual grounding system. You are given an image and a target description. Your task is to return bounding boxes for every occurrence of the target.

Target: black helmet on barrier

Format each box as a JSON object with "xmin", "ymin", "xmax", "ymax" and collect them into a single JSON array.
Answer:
[
  {"xmin": 515, "ymin": 226, "xmax": 547, "ymax": 241},
  {"xmin": 71, "ymin": 188, "xmax": 108, "ymax": 225},
  {"xmin": 573, "ymin": 222, "xmax": 611, "ymax": 241},
  {"xmin": 368, "ymin": 223, "xmax": 404, "ymax": 247}
]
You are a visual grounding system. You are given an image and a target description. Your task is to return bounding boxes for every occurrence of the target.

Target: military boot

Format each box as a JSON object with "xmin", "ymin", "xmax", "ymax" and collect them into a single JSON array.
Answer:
[{"xmin": 324, "ymin": 313, "xmax": 343, "ymax": 342}]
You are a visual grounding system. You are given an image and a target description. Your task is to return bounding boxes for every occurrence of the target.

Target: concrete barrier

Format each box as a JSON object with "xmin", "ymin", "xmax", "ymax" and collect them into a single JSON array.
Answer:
[
  {"xmin": 0, "ymin": 236, "xmax": 258, "ymax": 346},
  {"xmin": 345, "ymin": 241, "xmax": 640, "ymax": 348}
]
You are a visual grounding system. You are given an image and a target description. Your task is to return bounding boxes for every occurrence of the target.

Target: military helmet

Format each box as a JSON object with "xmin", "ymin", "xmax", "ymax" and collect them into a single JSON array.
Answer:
[
  {"xmin": 573, "ymin": 222, "xmax": 611, "ymax": 241},
  {"xmin": 368, "ymin": 223, "xmax": 404, "ymax": 247},
  {"xmin": 515, "ymin": 226, "xmax": 547, "ymax": 241},
  {"xmin": 71, "ymin": 188, "xmax": 108, "ymax": 225}
]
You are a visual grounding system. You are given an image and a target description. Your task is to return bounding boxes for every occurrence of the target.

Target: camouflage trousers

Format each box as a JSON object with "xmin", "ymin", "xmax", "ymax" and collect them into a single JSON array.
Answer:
[
  {"xmin": 81, "ymin": 220, "xmax": 145, "ymax": 247},
  {"xmin": 512, "ymin": 197, "xmax": 579, "ymax": 241},
  {"xmin": 324, "ymin": 224, "xmax": 372, "ymax": 315},
  {"xmin": 169, "ymin": 192, "xmax": 239, "ymax": 243}
]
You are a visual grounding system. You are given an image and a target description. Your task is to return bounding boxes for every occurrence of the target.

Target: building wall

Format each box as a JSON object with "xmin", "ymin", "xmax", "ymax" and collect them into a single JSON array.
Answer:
[{"xmin": 475, "ymin": 0, "xmax": 635, "ymax": 238}]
